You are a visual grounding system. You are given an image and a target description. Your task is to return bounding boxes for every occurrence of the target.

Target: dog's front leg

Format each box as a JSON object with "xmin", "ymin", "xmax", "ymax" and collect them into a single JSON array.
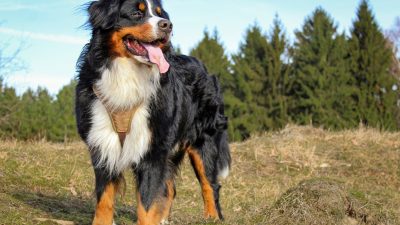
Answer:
[
  {"xmin": 135, "ymin": 158, "xmax": 175, "ymax": 225},
  {"xmin": 92, "ymin": 166, "xmax": 121, "ymax": 225}
]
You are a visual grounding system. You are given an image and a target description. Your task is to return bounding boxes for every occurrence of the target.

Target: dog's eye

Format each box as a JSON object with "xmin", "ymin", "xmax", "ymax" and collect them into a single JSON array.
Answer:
[{"xmin": 132, "ymin": 11, "xmax": 143, "ymax": 18}]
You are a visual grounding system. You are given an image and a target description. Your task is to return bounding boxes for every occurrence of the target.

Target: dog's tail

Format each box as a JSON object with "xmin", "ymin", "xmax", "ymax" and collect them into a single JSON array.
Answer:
[
  {"xmin": 209, "ymin": 75, "xmax": 231, "ymax": 180},
  {"xmin": 214, "ymin": 129, "xmax": 231, "ymax": 180}
]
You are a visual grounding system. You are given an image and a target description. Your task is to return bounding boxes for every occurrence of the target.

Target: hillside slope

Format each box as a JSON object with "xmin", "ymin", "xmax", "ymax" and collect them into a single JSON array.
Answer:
[{"xmin": 0, "ymin": 125, "xmax": 399, "ymax": 224}]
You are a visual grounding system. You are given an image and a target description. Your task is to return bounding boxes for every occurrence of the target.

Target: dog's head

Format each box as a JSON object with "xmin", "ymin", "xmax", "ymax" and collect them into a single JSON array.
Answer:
[{"xmin": 87, "ymin": 0, "xmax": 172, "ymax": 72}]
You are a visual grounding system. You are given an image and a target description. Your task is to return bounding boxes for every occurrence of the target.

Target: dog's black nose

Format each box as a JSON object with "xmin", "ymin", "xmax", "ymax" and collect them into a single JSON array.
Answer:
[{"xmin": 158, "ymin": 19, "xmax": 173, "ymax": 33}]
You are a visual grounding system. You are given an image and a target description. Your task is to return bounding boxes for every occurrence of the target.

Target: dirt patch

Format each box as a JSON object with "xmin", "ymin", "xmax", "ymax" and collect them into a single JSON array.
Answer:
[{"xmin": 264, "ymin": 178, "xmax": 372, "ymax": 225}]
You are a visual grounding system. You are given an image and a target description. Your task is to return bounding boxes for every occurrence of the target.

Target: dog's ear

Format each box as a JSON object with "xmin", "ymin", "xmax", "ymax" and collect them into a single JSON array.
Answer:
[{"xmin": 88, "ymin": 0, "xmax": 120, "ymax": 30}]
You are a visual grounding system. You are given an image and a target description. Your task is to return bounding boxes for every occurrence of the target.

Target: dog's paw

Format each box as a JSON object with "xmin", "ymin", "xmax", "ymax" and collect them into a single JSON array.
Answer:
[{"xmin": 160, "ymin": 219, "xmax": 170, "ymax": 225}]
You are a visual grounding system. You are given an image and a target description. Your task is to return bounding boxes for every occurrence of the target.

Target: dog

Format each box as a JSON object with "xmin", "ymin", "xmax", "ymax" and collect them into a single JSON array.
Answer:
[{"xmin": 75, "ymin": 0, "xmax": 231, "ymax": 224}]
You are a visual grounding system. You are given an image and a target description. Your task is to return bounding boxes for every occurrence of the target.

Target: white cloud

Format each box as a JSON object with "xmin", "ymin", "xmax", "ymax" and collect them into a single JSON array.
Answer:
[
  {"xmin": 0, "ymin": 3, "xmax": 40, "ymax": 11},
  {"xmin": 0, "ymin": 27, "xmax": 87, "ymax": 45},
  {"xmin": 0, "ymin": 1, "xmax": 85, "ymax": 11}
]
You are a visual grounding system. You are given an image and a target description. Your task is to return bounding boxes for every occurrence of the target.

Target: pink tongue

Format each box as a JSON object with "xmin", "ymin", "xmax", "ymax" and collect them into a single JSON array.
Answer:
[{"xmin": 142, "ymin": 44, "xmax": 170, "ymax": 74}]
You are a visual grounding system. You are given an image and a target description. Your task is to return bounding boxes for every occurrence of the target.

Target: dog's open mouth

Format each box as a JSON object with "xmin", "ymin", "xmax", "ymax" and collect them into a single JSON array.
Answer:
[
  {"xmin": 123, "ymin": 36, "xmax": 167, "ymax": 56},
  {"xmin": 123, "ymin": 36, "xmax": 170, "ymax": 73}
]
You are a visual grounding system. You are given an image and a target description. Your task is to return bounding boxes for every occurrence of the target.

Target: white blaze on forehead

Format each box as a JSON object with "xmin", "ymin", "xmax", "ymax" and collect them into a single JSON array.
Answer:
[
  {"xmin": 146, "ymin": 0, "xmax": 163, "ymax": 36},
  {"xmin": 145, "ymin": 0, "xmax": 164, "ymax": 36},
  {"xmin": 145, "ymin": 0, "xmax": 155, "ymax": 16}
]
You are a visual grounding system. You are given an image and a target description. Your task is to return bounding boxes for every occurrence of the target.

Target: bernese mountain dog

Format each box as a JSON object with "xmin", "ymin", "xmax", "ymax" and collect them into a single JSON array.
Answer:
[{"xmin": 75, "ymin": 0, "xmax": 231, "ymax": 224}]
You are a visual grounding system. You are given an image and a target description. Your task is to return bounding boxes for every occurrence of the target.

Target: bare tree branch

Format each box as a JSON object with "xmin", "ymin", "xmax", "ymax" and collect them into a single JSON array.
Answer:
[
  {"xmin": 385, "ymin": 17, "xmax": 400, "ymax": 80},
  {"xmin": 386, "ymin": 17, "xmax": 400, "ymax": 57},
  {"xmin": 0, "ymin": 33, "xmax": 26, "ymax": 126},
  {"xmin": 0, "ymin": 43, "xmax": 26, "ymax": 79}
]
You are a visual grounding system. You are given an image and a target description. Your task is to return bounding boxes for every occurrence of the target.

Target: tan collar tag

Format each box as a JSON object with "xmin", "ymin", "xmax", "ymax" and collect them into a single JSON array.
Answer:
[{"xmin": 93, "ymin": 86, "xmax": 140, "ymax": 146}]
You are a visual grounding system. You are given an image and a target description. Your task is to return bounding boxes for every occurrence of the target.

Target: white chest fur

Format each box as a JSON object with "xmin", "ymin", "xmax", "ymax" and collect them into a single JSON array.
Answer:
[{"xmin": 87, "ymin": 57, "xmax": 160, "ymax": 175}]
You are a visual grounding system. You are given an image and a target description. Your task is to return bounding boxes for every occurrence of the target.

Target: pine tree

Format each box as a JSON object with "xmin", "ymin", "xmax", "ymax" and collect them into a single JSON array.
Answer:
[
  {"xmin": 50, "ymin": 80, "xmax": 79, "ymax": 142},
  {"xmin": 232, "ymin": 24, "xmax": 270, "ymax": 139},
  {"xmin": 290, "ymin": 8, "xmax": 357, "ymax": 128},
  {"xmin": 16, "ymin": 88, "xmax": 35, "ymax": 140},
  {"xmin": 348, "ymin": 0, "xmax": 399, "ymax": 130},
  {"xmin": 234, "ymin": 24, "xmax": 269, "ymax": 106},
  {"xmin": 0, "ymin": 80, "xmax": 20, "ymax": 138},
  {"xmin": 190, "ymin": 29, "xmax": 243, "ymax": 140},
  {"xmin": 2, "ymin": 82, "xmax": 79, "ymax": 142},
  {"xmin": 190, "ymin": 29, "xmax": 235, "ymax": 91},
  {"xmin": 16, "ymin": 87, "xmax": 54, "ymax": 140},
  {"xmin": 265, "ymin": 16, "xmax": 291, "ymax": 129}
]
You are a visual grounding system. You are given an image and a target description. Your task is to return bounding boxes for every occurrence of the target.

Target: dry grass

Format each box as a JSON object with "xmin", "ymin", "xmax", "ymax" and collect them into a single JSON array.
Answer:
[{"xmin": 0, "ymin": 125, "xmax": 399, "ymax": 224}]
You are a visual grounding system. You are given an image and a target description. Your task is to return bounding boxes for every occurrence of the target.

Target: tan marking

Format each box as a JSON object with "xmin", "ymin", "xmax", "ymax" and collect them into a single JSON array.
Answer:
[
  {"xmin": 109, "ymin": 24, "xmax": 155, "ymax": 57},
  {"xmin": 92, "ymin": 183, "xmax": 117, "ymax": 225},
  {"xmin": 137, "ymin": 180, "xmax": 175, "ymax": 225},
  {"xmin": 139, "ymin": 3, "xmax": 146, "ymax": 11},
  {"xmin": 187, "ymin": 147, "xmax": 219, "ymax": 219},
  {"xmin": 159, "ymin": 42, "xmax": 169, "ymax": 52},
  {"xmin": 160, "ymin": 180, "xmax": 175, "ymax": 221},
  {"xmin": 156, "ymin": 7, "xmax": 162, "ymax": 15},
  {"xmin": 137, "ymin": 194, "xmax": 164, "ymax": 225}
]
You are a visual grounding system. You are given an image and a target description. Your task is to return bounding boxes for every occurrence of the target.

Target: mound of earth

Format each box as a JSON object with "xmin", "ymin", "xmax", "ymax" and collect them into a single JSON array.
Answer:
[{"xmin": 264, "ymin": 178, "xmax": 375, "ymax": 225}]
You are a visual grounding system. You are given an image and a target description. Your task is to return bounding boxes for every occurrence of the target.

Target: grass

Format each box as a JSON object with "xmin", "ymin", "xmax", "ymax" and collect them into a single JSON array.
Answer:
[{"xmin": 0, "ymin": 125, "xmax": 399, "ymax": 224}]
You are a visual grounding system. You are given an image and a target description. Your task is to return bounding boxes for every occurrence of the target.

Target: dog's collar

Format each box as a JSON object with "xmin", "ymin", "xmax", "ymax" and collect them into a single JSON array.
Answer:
[{"xmin": 92, "ymin": 86, "xmax": 141, "ymax": 147}]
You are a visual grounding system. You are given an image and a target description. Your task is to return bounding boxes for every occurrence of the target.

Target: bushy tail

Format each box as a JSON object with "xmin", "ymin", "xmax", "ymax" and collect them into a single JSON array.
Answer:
[{"xmin": 214, "ymin": 130, "xmax": 231, "ymax": 179}]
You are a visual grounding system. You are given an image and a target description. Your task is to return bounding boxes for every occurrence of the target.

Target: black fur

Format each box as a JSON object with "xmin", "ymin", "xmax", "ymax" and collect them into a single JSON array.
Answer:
[{"xmin": 76, "ymin": 0, "xmax": 231, "ymax": 222}]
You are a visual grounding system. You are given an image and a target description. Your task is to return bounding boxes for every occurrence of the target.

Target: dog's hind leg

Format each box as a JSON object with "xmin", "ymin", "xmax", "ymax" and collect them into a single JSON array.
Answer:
[
  {"xmin": 92, "ymin": 167, "xmax": 122, "ymax": 225},
  {"xmin": 187, "ymin": 143, "xmax": 224, "ymax": 220}
]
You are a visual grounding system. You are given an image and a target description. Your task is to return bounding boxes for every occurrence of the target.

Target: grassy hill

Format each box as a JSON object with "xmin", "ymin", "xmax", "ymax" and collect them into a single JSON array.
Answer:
[{"xmin": 0, "ymin": 125, "xmax": 399, "ymax": 224}]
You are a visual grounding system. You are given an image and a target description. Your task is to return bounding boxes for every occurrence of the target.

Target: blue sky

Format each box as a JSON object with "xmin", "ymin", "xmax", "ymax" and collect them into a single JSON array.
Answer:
[{"xmin": 0, "ymin": 0, "xmax": 399, "ymax": 95}]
